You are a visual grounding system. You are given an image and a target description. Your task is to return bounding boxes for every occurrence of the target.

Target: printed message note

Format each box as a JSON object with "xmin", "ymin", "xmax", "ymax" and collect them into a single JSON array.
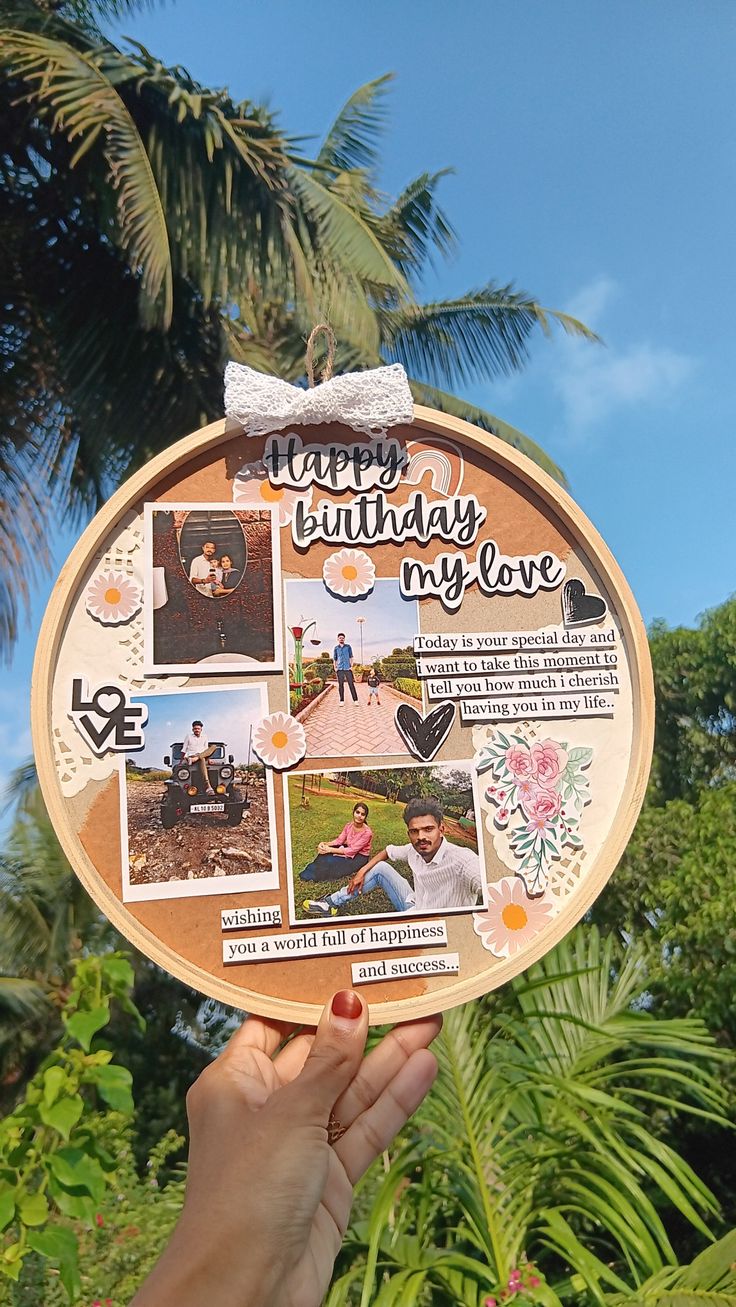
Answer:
[
  {"xmin": 223, "ymin": 919, "xmax": 449, "ymax": 964},
  {"xmin": 221, "ymin": 905, "xmax": 282, "ymax": 931},
  {"xmin": 414, "ymin": 626, "xmax": 620, "ymax": 722},
  {"xmin": 351, "ymin": 953, "xmax": 460, "ymax": 985}
]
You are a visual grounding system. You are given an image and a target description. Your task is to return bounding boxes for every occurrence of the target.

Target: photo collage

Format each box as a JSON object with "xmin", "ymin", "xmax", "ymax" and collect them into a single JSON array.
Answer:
[{"xmin": 119, "ymin": 502, "xmax": 487, "ymax": 917}]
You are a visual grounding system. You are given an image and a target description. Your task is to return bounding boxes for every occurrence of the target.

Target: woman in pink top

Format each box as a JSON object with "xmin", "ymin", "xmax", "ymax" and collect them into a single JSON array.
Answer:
[{"xmin": 299, "ymin": 802, "xmax": 373, "ymax": 883}]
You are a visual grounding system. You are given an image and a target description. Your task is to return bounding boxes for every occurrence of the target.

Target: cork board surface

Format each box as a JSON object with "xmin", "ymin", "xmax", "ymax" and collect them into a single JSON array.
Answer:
[{"xmin": 33, "ymin": 407, "xmax": 653, "ymax": 1023}]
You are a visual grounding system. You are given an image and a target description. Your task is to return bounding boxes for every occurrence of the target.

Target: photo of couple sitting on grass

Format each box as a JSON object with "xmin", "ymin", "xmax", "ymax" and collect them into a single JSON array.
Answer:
[{"xmin": 287, "ymin": 765, "xmax": 486, "ymax": 923}]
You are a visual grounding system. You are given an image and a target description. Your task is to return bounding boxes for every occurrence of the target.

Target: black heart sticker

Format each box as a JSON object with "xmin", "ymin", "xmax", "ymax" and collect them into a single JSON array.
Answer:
[
  {"xmin": 562, "ymin": 578, "xmax": 608, "ymax": 627},
  {"xmin": 395, "ymin": 701, "xmax": 455, "ymax": 762}
]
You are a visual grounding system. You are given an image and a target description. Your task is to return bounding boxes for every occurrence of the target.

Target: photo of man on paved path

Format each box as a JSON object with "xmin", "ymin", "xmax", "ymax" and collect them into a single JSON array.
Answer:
[{"xmin": 285, "ymin": 579, "xmax": 422, "ymax": 759}]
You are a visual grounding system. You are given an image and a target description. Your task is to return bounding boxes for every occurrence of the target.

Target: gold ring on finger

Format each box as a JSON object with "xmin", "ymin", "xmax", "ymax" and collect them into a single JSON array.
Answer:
[{"xmin": 327, "ymin": 1112, "xmax": 347, "ymax": 1145}]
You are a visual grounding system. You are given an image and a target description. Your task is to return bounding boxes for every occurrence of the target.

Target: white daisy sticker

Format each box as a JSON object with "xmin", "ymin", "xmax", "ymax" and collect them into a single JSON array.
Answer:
[
  {"xmin": 252, "ymin": 712, "xmax": 306, "ymax": 771},
  {"xmin": 84, "ymin": 572, "xmax": 141, "ymax": 626},
  {"xmin": 473, "ymin": 876, "xmax": 555, "ymax": 958},
  {"xmin": 322, "ymin": 547, "xmax": 376, "ymax": 599},
  {"xmin": 233, "ymin": 460, "xmax": 312, "ymax": 527}
]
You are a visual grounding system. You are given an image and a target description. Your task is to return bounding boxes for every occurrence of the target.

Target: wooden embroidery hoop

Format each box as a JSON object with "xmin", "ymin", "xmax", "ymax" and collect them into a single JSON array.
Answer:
[{"xmin": 32, "ymin": 406, "xmax": 654, "ymax": 1023}]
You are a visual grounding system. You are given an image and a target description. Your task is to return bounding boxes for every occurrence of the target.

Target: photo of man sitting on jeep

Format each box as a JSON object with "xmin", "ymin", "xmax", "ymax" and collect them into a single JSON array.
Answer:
[
  {"xmin": 161, "ymin": 720, "xmax": 246, "ymax": 829},
  {"xmin": 122, "ymin": 686, "xmax": 278, "ymax": 902}
]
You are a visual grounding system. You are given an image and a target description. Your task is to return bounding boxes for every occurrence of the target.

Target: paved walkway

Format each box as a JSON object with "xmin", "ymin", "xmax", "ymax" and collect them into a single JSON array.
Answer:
[{"xmin": 301, "ymin": 683, "xmax": 412, "ymax": 759}]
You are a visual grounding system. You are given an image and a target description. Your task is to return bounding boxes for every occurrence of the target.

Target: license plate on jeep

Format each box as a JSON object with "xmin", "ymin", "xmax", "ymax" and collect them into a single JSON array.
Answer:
[{"xmin": 190, "ymin": 802, "xmax": 225, "ymax": 814}]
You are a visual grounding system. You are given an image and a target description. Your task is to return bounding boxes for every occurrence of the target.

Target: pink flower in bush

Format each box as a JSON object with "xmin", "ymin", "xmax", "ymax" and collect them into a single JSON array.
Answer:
[
  {"xmin": 505, "ymin": 743, "xmax": 534, "ymax": 778},
  {"xmin": 522, "ymin": 785, "xmax": 562, "ymax": 830},
  {"xmin": 483, "ymin": 1298, "xmax": 497, "ymax": 1307},
  {"xmin": 530, "ymin": 738, "xmax": 568, "ymax": 788}
]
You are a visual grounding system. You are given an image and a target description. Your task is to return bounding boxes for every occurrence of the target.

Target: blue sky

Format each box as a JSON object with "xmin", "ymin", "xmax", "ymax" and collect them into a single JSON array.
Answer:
[
  {"xmin": 5, "ymin": 1, "xmax": 735, "ymax": 820},
  {"xmin": 284, "ymin": 579, "xmax": 418, "ymax": 662},
  {"xmin": 129, "ymin": 686, "xmax": 264, "ymax": 768}
]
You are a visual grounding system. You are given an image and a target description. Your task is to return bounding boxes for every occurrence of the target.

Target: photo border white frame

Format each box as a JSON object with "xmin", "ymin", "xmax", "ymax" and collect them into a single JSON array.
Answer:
[
  {"xmin": 282, "ymin": 576, "xmax": 426, "ymax": 759},
  {"xmin": 283, "ymin": 759, "xmax": 489, "ymax": 928},
  {"xmin": 119, "ymin": 682, "xmax": 279, "ymax": 902},
  {"xmin": 143, "ymin": 502, "xmax": 284, "ymax": 675}
]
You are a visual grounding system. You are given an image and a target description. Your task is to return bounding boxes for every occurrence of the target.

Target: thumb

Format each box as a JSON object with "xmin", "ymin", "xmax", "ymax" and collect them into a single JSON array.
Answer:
[{"xmin": 280, "ymin": 990, "xmax": 368, "ymax": 1128}]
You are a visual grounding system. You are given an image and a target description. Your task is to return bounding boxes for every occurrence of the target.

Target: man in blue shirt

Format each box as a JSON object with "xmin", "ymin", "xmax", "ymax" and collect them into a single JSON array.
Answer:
[{"xmin": 333, "ymin": 632, "xmax": 358, "ymax": 704}]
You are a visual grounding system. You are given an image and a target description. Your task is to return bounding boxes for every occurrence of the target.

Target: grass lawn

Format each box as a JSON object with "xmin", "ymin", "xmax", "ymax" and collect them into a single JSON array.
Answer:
[{"xmin": 287, "ymin": 780, "xmax": 477, "ymax": 921}]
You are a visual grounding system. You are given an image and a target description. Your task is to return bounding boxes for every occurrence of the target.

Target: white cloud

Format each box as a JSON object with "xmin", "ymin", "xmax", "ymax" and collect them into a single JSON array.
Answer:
[
  {"xmin": 566, "ymin": 274, "xmax": 618, "ymax": 329},
  {"xmin": 555, "ymin": 341, "xmax": 696, "ymax": 432},
  {"xmin": 551, "ymin": 276, "xmax": 696, "ymax": 435}
]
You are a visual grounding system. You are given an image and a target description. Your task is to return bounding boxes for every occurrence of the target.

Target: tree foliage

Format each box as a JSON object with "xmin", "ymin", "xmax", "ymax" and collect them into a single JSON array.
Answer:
[
  {"xmin": 328, "ymin": 929, "xmax": 730, "ymax": 1307},
  {"xmin": 593, "ymin": 782, "xmax": 736, "ymax": 1042},
  {"xmin": 0, "ymin": 954, "xmax": 140, "ymax": 1300},
  {"xmin": 647, "ymin": 596, "xmax": 736, "ymax": 805},
  {"xmin": 0, "ymin": 4, "xmax": 597, "ymax": 654}
]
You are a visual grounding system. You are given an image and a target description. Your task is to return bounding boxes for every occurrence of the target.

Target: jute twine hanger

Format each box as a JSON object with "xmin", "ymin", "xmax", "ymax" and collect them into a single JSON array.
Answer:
[{"xmin": 305, "ymin": 323, "xmax": 336, "ymax": 388}]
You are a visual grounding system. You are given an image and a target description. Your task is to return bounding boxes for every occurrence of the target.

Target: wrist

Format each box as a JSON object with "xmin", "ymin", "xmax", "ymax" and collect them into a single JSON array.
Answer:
[{"xmin": 132, "ymin": 1229, "xmax": 282, "ymax": 1307}]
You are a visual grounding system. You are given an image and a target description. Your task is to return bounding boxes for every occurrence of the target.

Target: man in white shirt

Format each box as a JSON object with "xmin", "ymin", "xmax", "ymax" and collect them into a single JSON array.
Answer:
[
  {"xmin": 304, "ymin": 798, "xmax": 483, "ymax": 916},
  {"xmin": 189, "ymin": 541, "xmax": 220, "ymax": 596},
  {"xmin": 180, "ymin": 719, "xmax": 215, "ymax": 794}
]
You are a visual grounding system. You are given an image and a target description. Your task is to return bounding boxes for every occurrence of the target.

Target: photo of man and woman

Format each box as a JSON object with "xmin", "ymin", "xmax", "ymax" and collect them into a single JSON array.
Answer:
[
  {"xmin": 145, "ymin": 504, "xmax": 282, "ymax": 673},
  {"xmin": 286, "ymin": 763, "xmax": 486, "ymax": 924}
]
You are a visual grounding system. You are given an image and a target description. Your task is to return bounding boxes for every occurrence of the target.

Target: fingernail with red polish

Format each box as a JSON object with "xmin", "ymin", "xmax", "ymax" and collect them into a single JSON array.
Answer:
[{"xmin": 331, "ymin": 990, "xmax": 362, "ymax": 1020}]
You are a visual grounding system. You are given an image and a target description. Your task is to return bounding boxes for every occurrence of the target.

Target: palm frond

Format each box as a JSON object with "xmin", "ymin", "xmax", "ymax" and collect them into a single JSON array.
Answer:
[
  {"xmin": 1, "ymin": 28, "xmax": 173, "ymax": 325},
  {"xmin": 349, "ymin": 928, "xmax": 728, "ymax": 1304},
  {"xmin": 0, "ymin": 757, "xmax": 38, "ymax": 819},
  {"xmin": 0, "ymin": 976, "xmax": 50, "ymax": 1021},
  {"xmin": 604, "ymin": 1228, "xmax": 736, "ymax": 1306},
  {"xmin": 288, "ymin": 165, "xmax": 409, "ymax": 296},
  {"xmin": 382, "ymin": 283, "xmax": 599, "ymax": 388},
  {"xmin": 315, "ymin": 74, "xmax": 393, "ymax": 177},
  {"xmin": 375, "ymin": 169, "xmax": 456, "ymax": 276}
]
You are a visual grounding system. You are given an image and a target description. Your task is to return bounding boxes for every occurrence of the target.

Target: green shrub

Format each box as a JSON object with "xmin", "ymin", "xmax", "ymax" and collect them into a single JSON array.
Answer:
[
  {"xmin": 0, "ymin": 956, "xmax": 143, "ymax": 1301},
  {"xmin": 394, "ymin": 676, "xmax": 422, "ymax": 699}
]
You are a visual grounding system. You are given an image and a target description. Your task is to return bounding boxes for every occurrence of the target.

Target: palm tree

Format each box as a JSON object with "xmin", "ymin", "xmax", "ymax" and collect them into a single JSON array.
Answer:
[
  {"xmin": 228, "ymin": 74, "xmax": 597, "ymax": 479},
  {"xmin": 1, "ymin": 6, "xmax": 595, "ymax": 655},
  {"xmin": 327, "ymin": 929, "xmax": 730, "ymax": 1306}
]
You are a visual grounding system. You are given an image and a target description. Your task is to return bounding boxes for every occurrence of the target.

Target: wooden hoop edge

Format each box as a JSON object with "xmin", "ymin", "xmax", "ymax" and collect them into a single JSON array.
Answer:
[{"xmin": 31, "ymin": 407, "xmax": 655, "ymax": 1024}]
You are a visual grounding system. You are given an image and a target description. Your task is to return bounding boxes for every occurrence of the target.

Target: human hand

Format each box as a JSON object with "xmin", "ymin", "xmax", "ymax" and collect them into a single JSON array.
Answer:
[
  {"xmin": 347, "ymin": 871, "xmax": 366, "ymax": 894},
  {"xmin": 131, "ymin": 992, "xmax": 440, "ymax": 1307}
]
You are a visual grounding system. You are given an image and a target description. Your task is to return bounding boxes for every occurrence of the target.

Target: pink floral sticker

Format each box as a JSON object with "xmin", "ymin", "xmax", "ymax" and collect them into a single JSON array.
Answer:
[
  {"xmin": 475, "ymin": 731, "xmax": 592, "ymax": 896},
  {"xmin": 473, "ymin": 876, "xmax": 555, "ymax": 957}
]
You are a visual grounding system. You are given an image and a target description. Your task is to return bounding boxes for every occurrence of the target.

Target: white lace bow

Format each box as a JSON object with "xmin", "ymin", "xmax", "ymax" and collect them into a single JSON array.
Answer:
[{"xmin": 223, "ymin": 361, "xmax": 414, "ymax": 438}]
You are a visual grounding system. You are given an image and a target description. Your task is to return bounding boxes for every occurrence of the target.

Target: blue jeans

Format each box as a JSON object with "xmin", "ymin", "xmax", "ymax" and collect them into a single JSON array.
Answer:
[{"xmin": 327, "ymin": 861, "xmax": 415, "ymax": 912}]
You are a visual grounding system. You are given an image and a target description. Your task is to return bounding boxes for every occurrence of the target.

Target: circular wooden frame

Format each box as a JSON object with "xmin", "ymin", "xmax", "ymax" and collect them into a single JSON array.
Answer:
[{"xmin": 32, "ymin": 406, "xmax": 654, "ymax": 1023}]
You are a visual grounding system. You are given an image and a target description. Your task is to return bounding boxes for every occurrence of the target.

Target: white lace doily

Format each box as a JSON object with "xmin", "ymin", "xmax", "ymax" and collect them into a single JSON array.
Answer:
[
  {"xmin": 223, "ymin": 362, "xmax": 414, "ymax": 438},
  {"xmin": 51, "ymin": 512, "xmax": 187, "ymax": 797}
]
